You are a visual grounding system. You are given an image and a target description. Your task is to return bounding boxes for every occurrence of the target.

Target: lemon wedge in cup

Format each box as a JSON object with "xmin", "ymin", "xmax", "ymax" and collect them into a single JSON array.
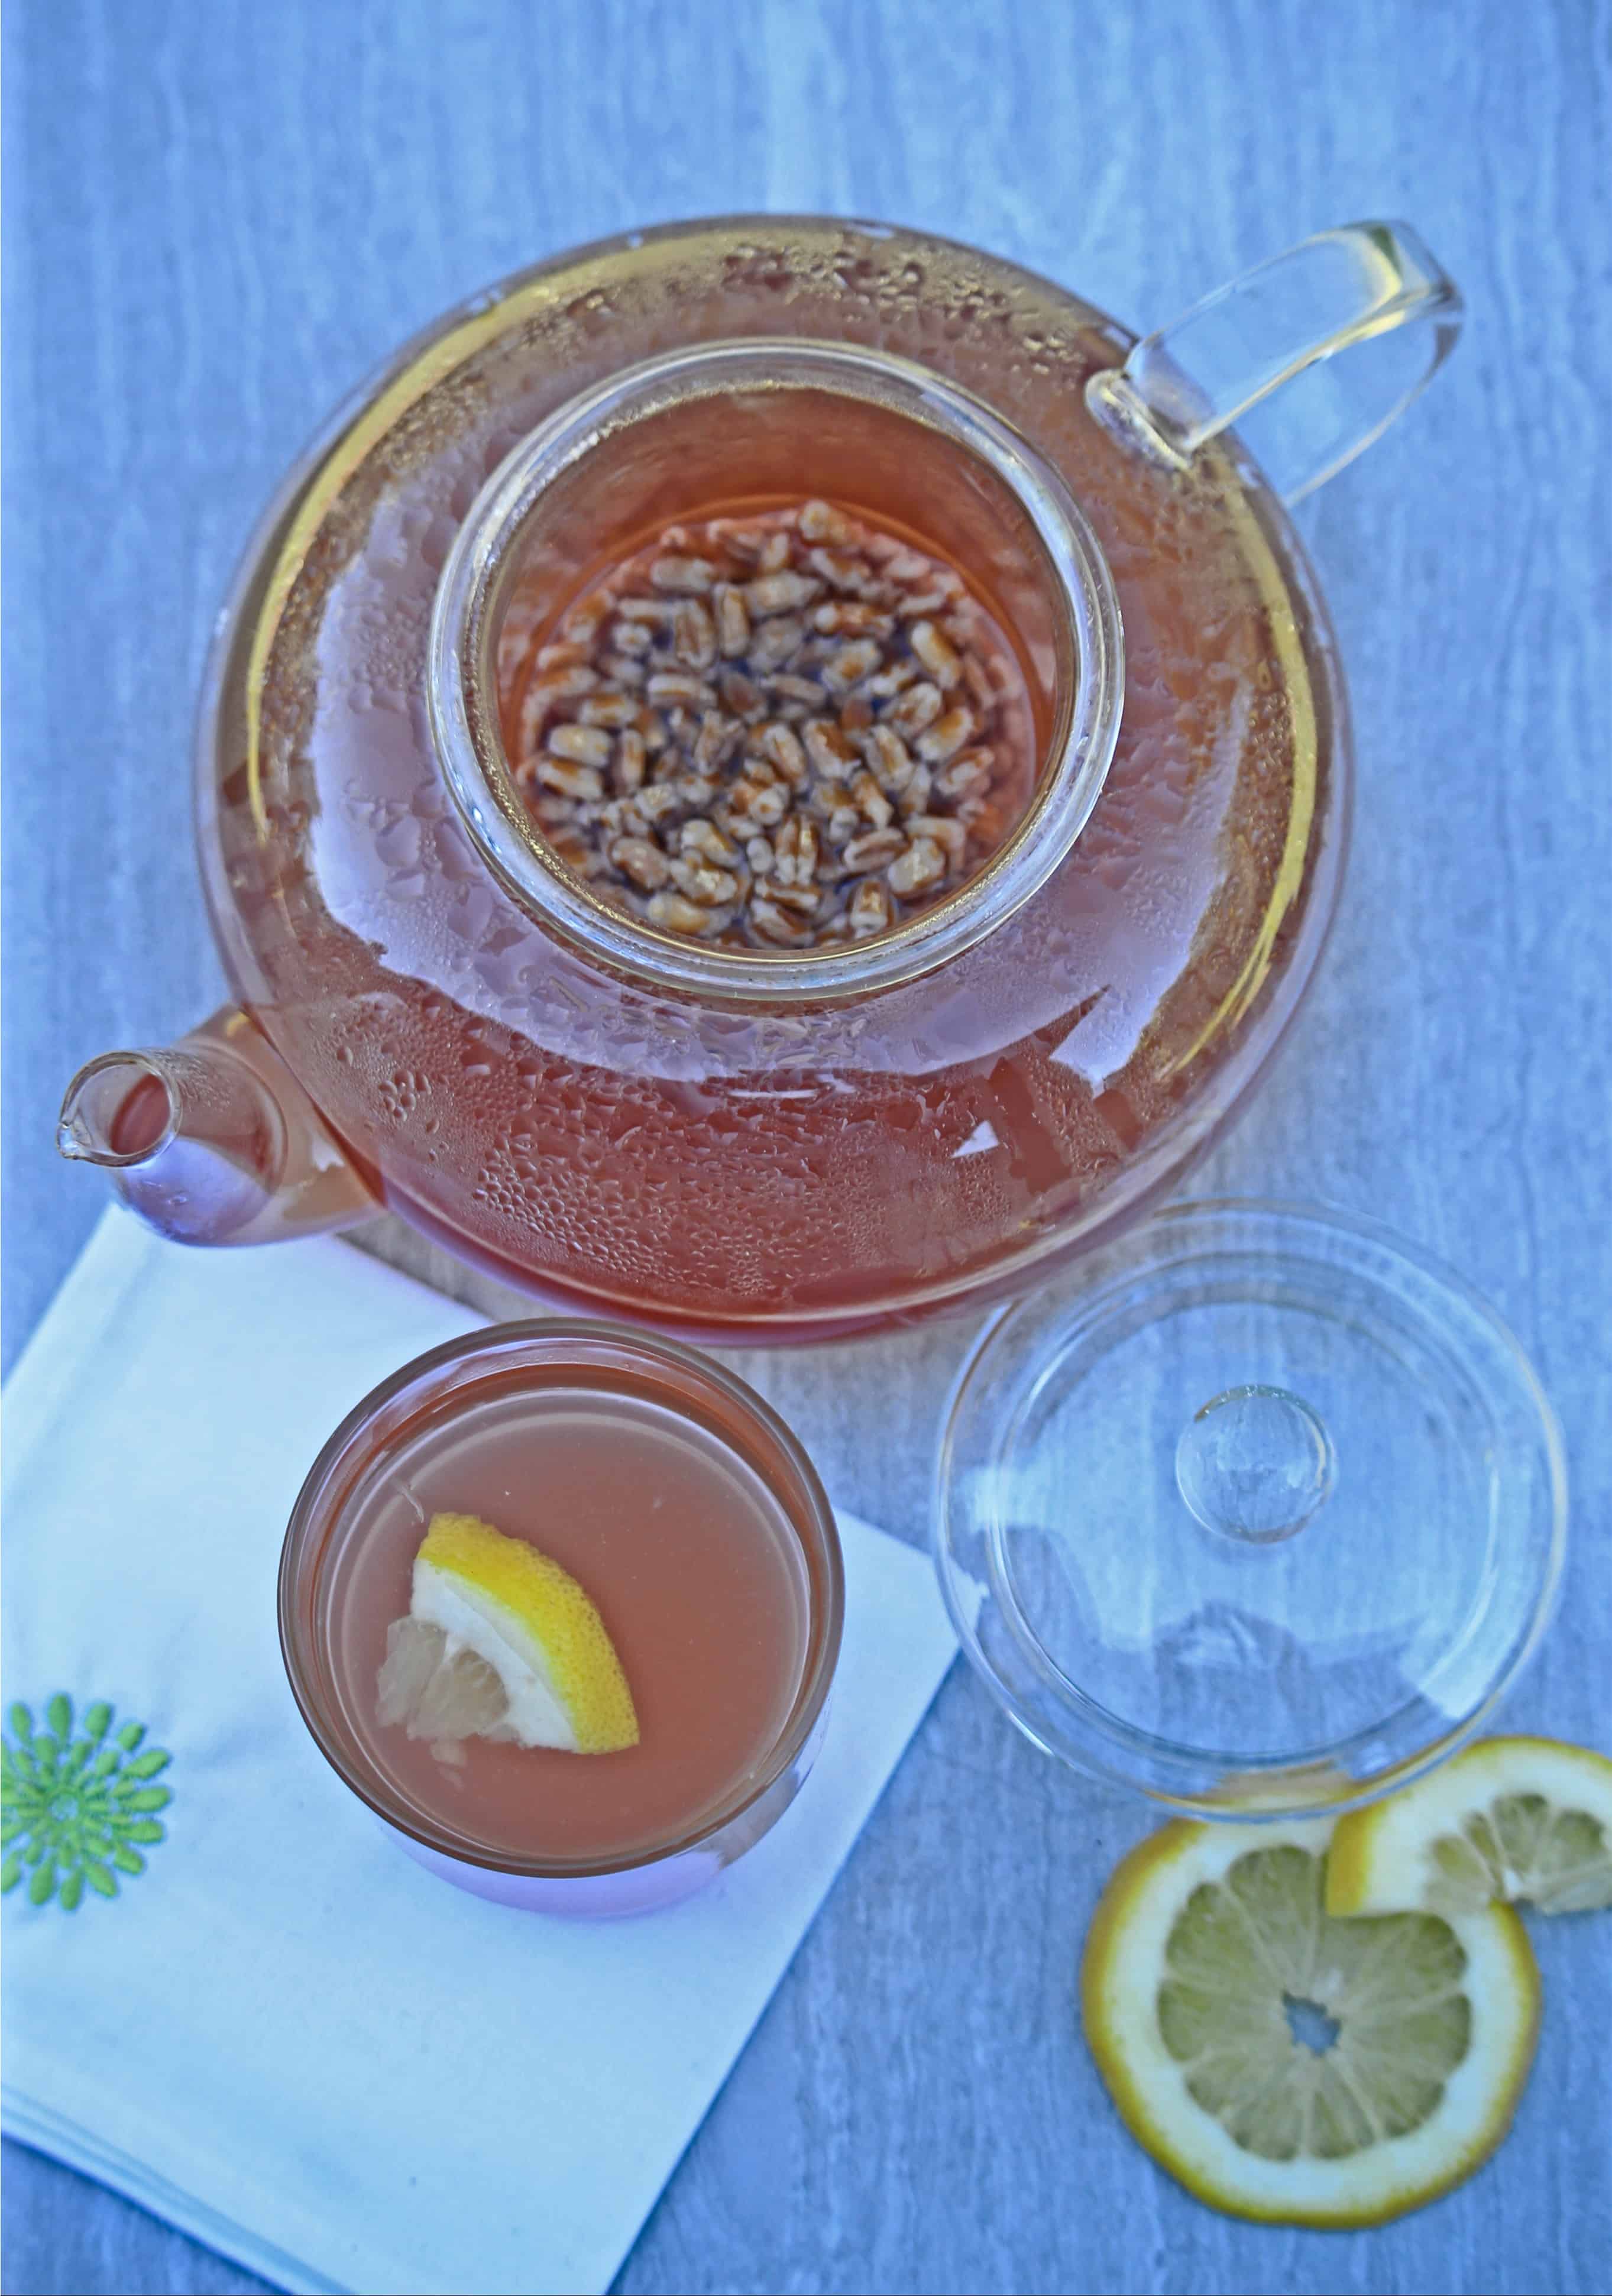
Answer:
[
  {"xmin": 1328, "ymin": 1737, "xmax": 1612, "ymax": 1918},
  {"xmin": 1082, "ymin": 1818, "xmax": 1540, "ymax": 2227},
  {"xmin": 377, "ymin": 1512, "xmax": 639, "ymax": 1754}
]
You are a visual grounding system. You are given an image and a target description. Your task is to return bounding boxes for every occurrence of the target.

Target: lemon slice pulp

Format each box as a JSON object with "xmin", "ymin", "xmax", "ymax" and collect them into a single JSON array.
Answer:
[
  {"xmin": 377, "ymin": 1512, "xmax": 639, "ymax": 1755},
  {"xmin": 1082, "ymin": 1818, "xmax": 1539, "ymax": 2226},
  {"xmin": 1328, "ymin": 1737, "xmax": 1612, "ymax": 1918}
]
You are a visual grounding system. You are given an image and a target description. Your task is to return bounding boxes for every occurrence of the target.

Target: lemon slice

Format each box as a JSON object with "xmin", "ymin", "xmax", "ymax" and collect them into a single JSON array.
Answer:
[
  {"xmin": 1328, "ymin": 1738, "xmax": 1612, "ymax": 1918},
  {"xmin": 1082, "ymin": 1818, "xmax": 1539, "ymax": 2226},
  {"xmin": 379, "ymin": 1512, "xmax": 639, "ymax": 1754}
]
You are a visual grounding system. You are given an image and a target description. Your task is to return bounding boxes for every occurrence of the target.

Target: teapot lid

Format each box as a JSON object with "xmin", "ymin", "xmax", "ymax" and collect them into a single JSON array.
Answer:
[{"xmin": 933, "ymin": 1200, "xmax": 1564, "ymax": 1820}]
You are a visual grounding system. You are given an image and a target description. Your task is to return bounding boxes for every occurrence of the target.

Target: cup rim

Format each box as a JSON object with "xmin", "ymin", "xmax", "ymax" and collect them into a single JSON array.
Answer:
[
  {"xmin": 428, "ymin": 335, "xmax": 1124, "ymax": 1003},
  {"xmin": 279, "ymin": 1317, "xmax": 845, "ymax": 1877}
]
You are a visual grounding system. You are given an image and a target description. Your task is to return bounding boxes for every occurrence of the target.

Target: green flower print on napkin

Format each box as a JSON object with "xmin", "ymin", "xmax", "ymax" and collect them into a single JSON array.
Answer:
[{"xmin": 2, "ymin": 1696, "xmax": 173, "ymax": 1910}]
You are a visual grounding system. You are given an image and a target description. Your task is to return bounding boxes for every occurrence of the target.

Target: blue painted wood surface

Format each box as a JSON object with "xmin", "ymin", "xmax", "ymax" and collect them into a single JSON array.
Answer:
[{"xmin": 4, "ymin": 1, "xmax": 1610, "ymax": 2289}]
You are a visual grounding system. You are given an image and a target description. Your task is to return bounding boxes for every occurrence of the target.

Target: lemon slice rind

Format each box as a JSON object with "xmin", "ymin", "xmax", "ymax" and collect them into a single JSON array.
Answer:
[
  {"xmin": 1327, "ymin": 1736, "xmax": 1612, "ymax": 1918},
  {"xmin": 1082, "ymin": 1818, "xmax": 1540, "ymax": 2227}
]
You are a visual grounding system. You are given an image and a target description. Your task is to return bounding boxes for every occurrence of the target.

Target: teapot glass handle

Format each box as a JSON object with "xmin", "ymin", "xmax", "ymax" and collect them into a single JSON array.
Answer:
[{"xmin": 1085, "ymin": 221, "xmax": 1462, "ymax": 504}]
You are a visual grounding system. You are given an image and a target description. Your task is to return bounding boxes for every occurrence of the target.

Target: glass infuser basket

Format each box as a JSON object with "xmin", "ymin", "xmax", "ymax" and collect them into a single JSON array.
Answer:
[
  {"xmin": 59, "ymin": 216, "xmax": 1459, "ymax": 1340},
  {"xmin": 934, "ymin": 1202, "xmax": 1566, "ymax": 1821}
]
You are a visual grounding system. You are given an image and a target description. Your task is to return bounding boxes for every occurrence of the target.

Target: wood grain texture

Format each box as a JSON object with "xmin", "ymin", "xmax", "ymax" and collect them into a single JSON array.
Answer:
[{"xmin": 4, "ymin": 0, "xmax": 1610, "ymax": 2289}]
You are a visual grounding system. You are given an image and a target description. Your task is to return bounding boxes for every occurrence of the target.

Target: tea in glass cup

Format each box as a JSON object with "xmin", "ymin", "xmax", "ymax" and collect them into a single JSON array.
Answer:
[{"xmin": 280, "ymin": 1323, "xmax": 843, "ymax": 1914}]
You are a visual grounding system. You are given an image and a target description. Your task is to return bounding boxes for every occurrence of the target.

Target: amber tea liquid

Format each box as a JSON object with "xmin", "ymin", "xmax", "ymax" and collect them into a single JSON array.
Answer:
[
  {"xmin": 220, "ymin": 221, "xmax": 1340, "ymax": 1336},
  {"xmin": 327, "ymin": 1371, "xmax": 812, "ymax": 1864}
]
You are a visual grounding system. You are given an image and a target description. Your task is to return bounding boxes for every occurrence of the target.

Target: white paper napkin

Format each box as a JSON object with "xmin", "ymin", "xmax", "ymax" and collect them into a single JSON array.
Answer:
[{"xmin": 1, "ymin": 1209, "xmax": 957, "ymax": 2296}]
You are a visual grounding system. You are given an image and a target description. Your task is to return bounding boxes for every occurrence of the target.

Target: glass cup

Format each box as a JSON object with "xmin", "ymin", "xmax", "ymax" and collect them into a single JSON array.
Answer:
[{"xmin": 280, "ymin": 1322, "xmax": 843, "ymax": 1915}]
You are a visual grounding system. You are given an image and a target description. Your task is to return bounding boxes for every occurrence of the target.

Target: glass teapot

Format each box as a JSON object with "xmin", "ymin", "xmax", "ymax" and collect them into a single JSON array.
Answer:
[{"xmin": 59, "ymin": 216, "xmax": 1459, "ymax": 1341}]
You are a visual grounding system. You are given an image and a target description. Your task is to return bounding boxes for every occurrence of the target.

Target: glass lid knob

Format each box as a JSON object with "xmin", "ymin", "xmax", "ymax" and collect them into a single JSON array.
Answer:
[{"xmin": 1175, "ymin": 1384, "xmax": 1337, "ymax": 1547}]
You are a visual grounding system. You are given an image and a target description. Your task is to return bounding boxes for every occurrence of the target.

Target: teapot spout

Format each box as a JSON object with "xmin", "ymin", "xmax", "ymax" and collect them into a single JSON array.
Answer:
[{"xmin": 58, "ymin": 1005, "xmax": 378, "ymax": 1248}]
